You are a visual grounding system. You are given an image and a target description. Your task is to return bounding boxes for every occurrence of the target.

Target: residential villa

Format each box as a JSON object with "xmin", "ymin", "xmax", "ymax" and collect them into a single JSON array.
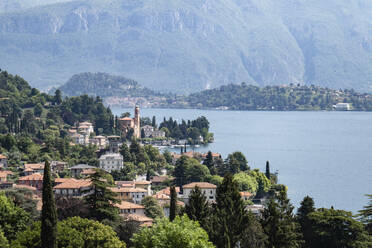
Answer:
[
  {"xmin": 240, "ymin": 191, "xmax": 253, "ymax": 201},
  {"xmin": 0, "ymin": 154, "xmax": 7, "ymax": 168},
  {"xmin": 50, "ymin": 161, "xmax": 68, "ymax": 173},
  {"xmin": 24, "ymin": 163, "xmax": 44, "ymax": 175},
  {"xmin": 69, "ymin": 164, "xmax": 96, "ymax": 177},
  {"xmin": 53, "ymin": 178, "xmax": 92, "ymax": 197},
  {"xmin": 141, "ymin": 125, "xmax": 166, "ymax": 138},
  {"xmin": 182, "ymin": 182, "xmax": 217, "ymax": 203},
  {"xmin": 18, "ymin": 173, "xmax": 44, "ymax": 190},
  {"xmin": 116, "ymin": 201, "xmax": 145, "ymax": 215},
  {"xmin": 90, "ymin": 135, "xmax": 107, "ymax": 149},
  {"xmin": 111, "ymin": 187, "xmax": 148, "ymax": 204},
  {"xmin": 0, "ymin": 170, "xmax": 13, "ymax": 182},
  {"xmin": 99, "ymin": 153, "xmax": 124, "ymax": 173},
  {"xmin": 116, "ymin": 201, "xmax": 153, "ymax": 226}
]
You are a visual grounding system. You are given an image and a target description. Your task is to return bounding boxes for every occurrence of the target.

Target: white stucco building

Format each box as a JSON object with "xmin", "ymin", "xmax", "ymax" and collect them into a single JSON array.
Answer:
[
  {"xmin": 99, "ymin": 153, "xmax": 124, "ymax": 172},
  {"xmin": 182, "ymin": 182, "xmax": 217, "ymax": 203}
]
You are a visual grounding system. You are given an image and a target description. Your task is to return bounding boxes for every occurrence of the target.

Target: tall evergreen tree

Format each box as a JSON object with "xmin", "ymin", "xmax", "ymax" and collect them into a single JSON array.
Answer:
[
  {"xmin": 185, "ymin": 186, "xmax": 210, "ymax": 230},
  {"xmin": 169, "ymin": 186, "xmax": 177, "ymax": 222},
  {"xmin": 85, "ymin": 169, "xmax": 119, "ymax": 222},
  {"xmin": 120, "ymin": 143, "xmax": 132, "ymax": 162},
  {"xmin": 41, "ymin": 160, "xmax": 57, "ymax": 248},
  {"xmin": 203, "ymin": 151, "xmax": 214, "ymax": 171},
  {"xmin": 358, "ymin": 194, "xmax": 372, "ymax": 234},
  {"xmin": 151, "ymin": 116, "xmax": 156, "ymax": 128},
  {"xmin": 210, "ymin": 174, "xmax": 249, "ymax": 248},
  {"xmin": 261, "ymin": 189, "xmax": 303, "ymax": 248},
  {"xmin": 265, "ymin": 161, "xmax": 271, "ymax": 179},
  {"xmin": 297, "ymin": 196, "xmax": 315, "ymax": 248}
]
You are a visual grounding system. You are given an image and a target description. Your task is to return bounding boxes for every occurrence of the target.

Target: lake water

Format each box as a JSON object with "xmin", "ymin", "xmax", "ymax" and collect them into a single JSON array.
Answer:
[{"xmin": 112, "ymin": 108, "xmax": 372, "ymax": 213}]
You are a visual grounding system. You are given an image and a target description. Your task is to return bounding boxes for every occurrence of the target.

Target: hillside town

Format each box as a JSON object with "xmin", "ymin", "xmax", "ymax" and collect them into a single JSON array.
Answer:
[{"xmin": 0, "ymin": 106, "xmax": 265, "ymax": 230}]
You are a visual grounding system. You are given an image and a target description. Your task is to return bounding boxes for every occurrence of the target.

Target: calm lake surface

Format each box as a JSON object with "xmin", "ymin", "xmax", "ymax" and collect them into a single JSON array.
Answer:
[{"xmin": 112, "ymin": 108, "xmax": 372, "ymax": 213}]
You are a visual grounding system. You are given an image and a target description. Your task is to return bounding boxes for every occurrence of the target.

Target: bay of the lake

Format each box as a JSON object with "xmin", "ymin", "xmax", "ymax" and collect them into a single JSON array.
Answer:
[{"xmin": 112, "ymin": 108, "xmax": 372, "ymax": 213}]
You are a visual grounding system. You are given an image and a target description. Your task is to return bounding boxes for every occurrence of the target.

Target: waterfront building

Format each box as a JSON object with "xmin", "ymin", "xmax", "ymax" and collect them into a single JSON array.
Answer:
[{"xmin": 334, "ymin": 103, "xmax": 351, "ymax": 111}]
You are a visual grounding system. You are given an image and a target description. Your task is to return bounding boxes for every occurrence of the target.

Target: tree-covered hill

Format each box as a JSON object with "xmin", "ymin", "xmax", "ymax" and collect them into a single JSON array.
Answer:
[
  {"xmin": 58, "ymin": 72, "xmax": 165, "ymax": 98},
  {"xmin": 1, "ymin": 0, "xmax": 372, "ymax": 93},
  {"xmin": 0, "ymin": 69, "xmax": 114, "ymax": 135},
  {"xmin": 185, "ymin": 83, "xmax": 372, "ymax": 111}
]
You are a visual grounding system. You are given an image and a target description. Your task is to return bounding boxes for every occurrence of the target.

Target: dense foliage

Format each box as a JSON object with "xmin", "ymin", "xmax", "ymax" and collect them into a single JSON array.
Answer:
[
  {"xmin": 12, "ymin": 217, "xmax": 126, "ymax": 248},
  {"xmin": 159, "ymin": 116, "xmax": 213, "ymax": 143},
  {"xmin": 186, "ymin": 83, "xmax": 372, "ymax": 111},
  {"xmin": 132, "ymin": 215, "xmax": 215, "ymax": 248}
]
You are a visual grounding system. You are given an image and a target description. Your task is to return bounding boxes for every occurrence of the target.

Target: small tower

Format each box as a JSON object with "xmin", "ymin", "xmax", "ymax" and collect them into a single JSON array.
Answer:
[{"xmin": 134, "ymin": 106, "xmax": 140, "ymax": 138}]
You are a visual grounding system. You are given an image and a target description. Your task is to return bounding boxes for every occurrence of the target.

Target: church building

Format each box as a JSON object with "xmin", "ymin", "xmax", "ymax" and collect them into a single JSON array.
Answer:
[{"xmin": 118, "ymin": 106, "xmax": 140, "ymax": 138}]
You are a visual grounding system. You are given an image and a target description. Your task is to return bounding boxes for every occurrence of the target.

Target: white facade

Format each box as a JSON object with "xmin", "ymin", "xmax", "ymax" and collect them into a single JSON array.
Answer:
[
  {"xmin": 99, "ymin": 153, "xmax": 124, "ymax": 172},
  {"xmin": 182, "ymin": 182, "xmax": 217, "ymax": 203},
  {"xmin": 334, "ymin": 103, "xmax": 351, "ymax": 111}
]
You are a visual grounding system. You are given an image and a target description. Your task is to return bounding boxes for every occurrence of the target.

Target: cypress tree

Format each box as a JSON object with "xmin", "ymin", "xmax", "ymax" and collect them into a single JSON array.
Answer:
[
  {"xmin": 211, "ymin": 174, "xmax": 249, "ymax": 248},
  {"xmin": 185, "ymin": 186, "xmax": 210, "ymax": 230},
  {"xmin": 169, "ymin": 186, "xmax": 177, "ymax": 221},
  {"xmin": 265, "ymin": 161, "xmax": 271, "ymax": 179},
  {"xmin": 152, "ymin": 116, "xmax": 156, "ymax": 128},
  {"xmin": 41, "ymin": 160, "xmax": 57, "ymax": 248},
  {"xmin": 297, "ymin": 196, "xmax": 315, "ymax": 248},
  {"xmin": 203, "ymin": 151, "xmax": 214, "ymax": 171}
]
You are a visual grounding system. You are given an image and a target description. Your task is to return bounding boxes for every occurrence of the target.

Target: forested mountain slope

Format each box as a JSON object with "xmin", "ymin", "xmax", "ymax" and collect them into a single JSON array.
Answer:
[{"xmin": 1, "ymin": 0, "xmax": 372, "ymax": 93}]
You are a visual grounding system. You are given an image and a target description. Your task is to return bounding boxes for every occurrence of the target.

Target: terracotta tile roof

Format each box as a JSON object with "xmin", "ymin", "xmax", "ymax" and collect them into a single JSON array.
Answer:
[
  {"xmin": 116, "ymin": 201, "xmax": 145, "ymax": 210},
  {"xmin": 54, "ymin": 178, "xmax": 73, "ymax": 184},
  {"xmin": 183, "ymin": 182, "xmax": 217, "ymax": 189},
  {"xmin": 0, "ymin": 170, "xmax": 13, "ymax": 176},
  {"xmin": 124, "ymin": 214, "xmax": 153, "ymax": 226},
  {"xmin": 151, "ymin": 176, "xmax": 173, "ymax": 183},
  {"xmin": 18, "ymin": 173, "xmax": 43, "ymax": 181},
  {"xmin": 157, "ymin": 187, "xmax": 180, "ymax": 195},
  {"xmin": 202, "ymin": 152, "xmax": 222, "ymax": 158},
  {"xmin": 111, "ymin": 187, "xmax": 147, "ymax": 193},
  {"xmin": 13, "ymin": 184, "xmax": 37, "ymax": 191},
  {"xmin": 134, "ymin": 181, "xmax": 151, "ymax": 185},
  {"xmin": 119, "ymin": 117, "xmax": 133, "ymax": 121},
  {"xmin": 0, "ymin": 154, "xmax": 7, "ymax": 159},
  {"xmin": 153, "ymin": 193, "xmax": 170, "ymax": 200},
  {"xmin": 24, "ymin": 163, "xmax": 44, "ymax": 170},
  {"xmin": 81, "ymin": 169, "xmax": 96, "ymax": 175},
  {"xmin": 240, "ymin": 192, "xmax": 253, "ymax": 197},
  {"xmin": 53, "ymin": 179, "xmax": 91, "ymax": 189}
]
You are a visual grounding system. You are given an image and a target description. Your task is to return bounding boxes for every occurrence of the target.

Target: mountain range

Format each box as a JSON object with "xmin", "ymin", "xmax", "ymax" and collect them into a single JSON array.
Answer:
[{"xmin": 1, "ymin": 0, "xmax": 372, "ymax": 93}]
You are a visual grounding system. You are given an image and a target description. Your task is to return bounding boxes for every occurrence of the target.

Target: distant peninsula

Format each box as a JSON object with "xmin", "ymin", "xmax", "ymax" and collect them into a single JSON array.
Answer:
[{"xmin": 58, "ymin": 72, "xmax": 372, "ymax": 111}]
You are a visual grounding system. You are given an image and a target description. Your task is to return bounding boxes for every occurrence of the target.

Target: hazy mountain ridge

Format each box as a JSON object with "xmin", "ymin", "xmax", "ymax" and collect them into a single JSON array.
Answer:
[
  {"xmin": 1, "ymin": 0, "xmax": 372, "ymax": 93},
  {"xmin": 59, "ymin": 72, "xmax": 165, "ymax": 97}
]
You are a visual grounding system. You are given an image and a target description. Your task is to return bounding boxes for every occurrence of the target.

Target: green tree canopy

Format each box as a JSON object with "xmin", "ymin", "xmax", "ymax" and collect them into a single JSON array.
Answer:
[
  {"xmin": 210, "ymin": 174, "xmax": 249, "ymax": 248},
  {"xmin": 308, "ymin": 208, "xmax": 372, "ymax": 248},
  {"xmin": 0, "ymin": 192, "xmax": 30, "ymax": 241},
  {"xmin": 358, "ymin": 194, "xmax": 372, "ymax": 234},
  {"xmin": 185, "ymin": 186, "xmax": 210, "ymax": 231},
  {"xmin": 261, "ymin": 189, "xmax": 303, "ymax": 248},
  {"xmin": 297, "ymin": 196, "xmax": 316, "ymax": 248},
  {"xmin": 141, "ymin": 196, "xmax": 164, "ymax": 219},
  {"xmin": 12, "ymin": 217, "xmax": 126, "ymax": 248},
  {"xmin": 132, "ymin": 215, "xmax": 215, "ymax": 248},
  {"xmin": 85, "ymin": 169, "xmax": 119, "ymax": 222}
]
